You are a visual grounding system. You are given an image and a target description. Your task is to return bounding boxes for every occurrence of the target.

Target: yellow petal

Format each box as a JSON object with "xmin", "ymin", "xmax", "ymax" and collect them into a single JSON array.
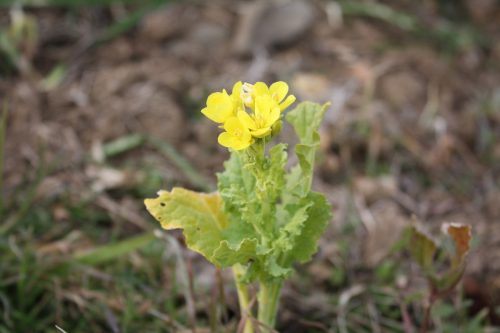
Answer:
[
  {"xmin": 218, "ymin": 132, "xmax": 253, "ymax": 150},
  {"xmin": 202, "ymin": 92, "xmax": 233, "ymax": 123},
  {"xmin": 231, "ymin": 81, "xmax": 242, "ymax": 96},
  {"xmin": 265, "ymin": 106, "xmax": 281, "ymax": 127},
  {"xmin": 253, "ymin": 82, "xmax": 269, "ymax": 97},
  {"xmin": 240, "ymin": 128, "xmax": 253, "ymax": 142},
  {"xmin": 233, "ymin": 137, "xmax": 253, "ymax": 150},
  {"xmin": 250, "ymin": 127, "xmax": 271, "ymax": 138},
  {"xmin": 237, "ymin": 110, "xmax": 257, "ymax": 130},
  {"xmin": 231, "ymin": 81, "xmax": 244, "ymax": 113},
  {"xmin": 218, "ymin": 132, "xmax": 232, "ymax": 147},
  {"xmin": 207, "ymin": 91, "xmax": 231, "ymax": 106},
  {"xmin": 269, "ymin": 81, "xmax": 288, "ymax": 103},
  {"xmin": 223, "ymin": 116, "xmax": 244, "ymax": 134},
  {"xmin": 255, "ymin": 95, "xmax": 274, "ymax": 118},
  {"xmin": 279, "ymin": 95, "xmax": 296, "ymax": 112}
]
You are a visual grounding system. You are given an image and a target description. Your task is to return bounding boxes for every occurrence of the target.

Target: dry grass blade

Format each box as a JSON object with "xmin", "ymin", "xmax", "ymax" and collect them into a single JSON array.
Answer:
[
  {"xmin": 148, "ymin": 309, "xmax": 186, "ymax": 331},
  {"xmin": 95, "ymin": 194, "xmax": 149, "ymax": 229},
  {"xmin": 158, "ymin": 231, "xmax": 198, "ymax": 331}
]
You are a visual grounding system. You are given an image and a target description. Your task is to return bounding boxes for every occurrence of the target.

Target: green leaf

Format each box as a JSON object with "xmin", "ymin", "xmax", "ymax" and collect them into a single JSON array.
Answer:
[
  {"xmin": 217, "ymin": 152, "xmax": 257, "ymax": 225},
  {"xmin": 408, "ymin": 225, "xmax": 437, "ymax": 273},
  {"xmin": 265, "ymin": 256, "xmax": 293, "ymax": 278},
  {"xmin": 144, "ymin": 187, "xmax": 257, "ymax": 267},
  {"xmin": 284, "ymin": 192, "xmax": 332, "ymax": 264},
  {"xmin": 213, "ymin": 238, "xmax": 258, "ymax": 267},
  {"xmin": 285, "ymin": 102, "xmax": 328, "ymax": 198},
  {"xmin": 286, "ymin": 102, "xmax": 327, "ymax": 144},
  {"xmin": 266, "ymin": 143, "xmax": 287, "ymax": 203},
  {"xmin": 274, "ymin": 201, "xmax": 313, "ymax": 253}
]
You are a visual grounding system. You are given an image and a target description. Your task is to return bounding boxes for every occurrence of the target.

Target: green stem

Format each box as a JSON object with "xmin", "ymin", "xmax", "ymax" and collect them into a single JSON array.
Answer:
[
  {"xmin": 233, "ymin": 265, "xmax": 254, "ymax": 333},
  {"xmin": 257, "ymin": 279, "xmax": 283, "ymax": 331}
]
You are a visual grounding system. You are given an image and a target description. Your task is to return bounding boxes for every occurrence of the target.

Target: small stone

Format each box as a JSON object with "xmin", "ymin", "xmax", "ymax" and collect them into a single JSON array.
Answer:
[{"xmin": 233, "ymin": 0, "xmax": 316, "ymax": 55}]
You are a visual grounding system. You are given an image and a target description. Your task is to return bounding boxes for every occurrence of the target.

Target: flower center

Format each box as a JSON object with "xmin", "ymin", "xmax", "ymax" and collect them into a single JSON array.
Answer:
[{"xmin": 255, "ymin": 115, "xmax": 266, "ymax": 128}]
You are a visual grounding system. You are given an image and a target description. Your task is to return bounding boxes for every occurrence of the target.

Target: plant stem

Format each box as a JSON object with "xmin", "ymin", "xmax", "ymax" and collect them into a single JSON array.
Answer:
[
  {"xmin": 420, "ymin": 294, "xmax": 435, "ymax": 333},
  {"xmin": 233, "ymin": 265, "xmax": 254, "ymax": 333},
  {"xmin": 257, "ymin": 279, "xmax": 283, "ymax": 331}
]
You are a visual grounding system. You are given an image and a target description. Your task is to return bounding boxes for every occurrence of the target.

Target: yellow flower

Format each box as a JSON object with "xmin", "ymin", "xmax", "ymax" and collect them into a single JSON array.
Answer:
[
  {"xmin": 237, "ymin": 95, "xmax": 280, "ymax": 138},
  {"xmin": 202, "ymin": 82, "xmax": 243, "ymax": 123},
  {"xmin": 218, "ymin": 116, "xmax": 254, "ymax": 150},
  {"xmin": 230, "ymin": 81, "xmax": 244, "ymax": 112},
  {"xmin": 241, "ymin": 81, "xmax": 296, "ymax": 112}
]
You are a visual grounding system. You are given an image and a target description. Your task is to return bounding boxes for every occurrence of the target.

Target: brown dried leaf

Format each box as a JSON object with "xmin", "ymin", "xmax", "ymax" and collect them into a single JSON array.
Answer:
[{"xmin": 442, "ymin": 222, "xmax": 472, "ymax": 264}]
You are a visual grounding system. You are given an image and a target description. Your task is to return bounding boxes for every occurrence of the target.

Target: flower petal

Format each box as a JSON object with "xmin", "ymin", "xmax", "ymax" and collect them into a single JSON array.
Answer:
[
  {"xmin": 223, "ymin": 116, "xmax": 244, "ymax": 133},
  {"xmin": 237, "ymin": 110, "xmax": 257, "ymax": 130},
  {"xmin": 232, "ymin": 81, "xmax": 243, "ymax": 96},
  {"xmin": 279, "ymin": 94, "xmax": 296, "ymax": 112},
  {"xmin": 265, "ymin": 106, "xmax": 281, "ymax": 127},
  {"xmin": 270, "ymin": 81, "xmax": 288, "ymax": 103},
  {"xmin": 202, "ymin": 91, "xmax": 234, "ymax": 123},
  {"xmin": 253, "ymin": 82, "xmax": 269, "ymax": 97},
  {"xmin": 232, "ymin": 140, "xmax": 252, "ymax": 150},
  {"xmin": 255, "ymin": 95, "xmax": 274, "ymax": 118},
  {"xmin": 217, "ymin": 132, "xmax": 235, "ymax": 148},
  {"xmin": 250, "ymin": 127, "xmax": 271, "ymax": 138},
  {"xmin": 218, "ymin": 131, "xmax": 253, "ymax": 150}
]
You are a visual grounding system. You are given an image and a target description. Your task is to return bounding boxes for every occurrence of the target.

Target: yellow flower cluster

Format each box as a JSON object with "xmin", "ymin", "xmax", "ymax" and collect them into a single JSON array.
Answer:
[{"xmin": 201, "ymin": 81, "xmax": 296, "ymax": 150}]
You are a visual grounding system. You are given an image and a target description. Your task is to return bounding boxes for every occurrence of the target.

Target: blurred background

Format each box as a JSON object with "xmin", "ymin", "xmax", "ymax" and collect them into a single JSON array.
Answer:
[{"xmin": 1, "ymin": 0, "xmax": 500, "ymax": 332}]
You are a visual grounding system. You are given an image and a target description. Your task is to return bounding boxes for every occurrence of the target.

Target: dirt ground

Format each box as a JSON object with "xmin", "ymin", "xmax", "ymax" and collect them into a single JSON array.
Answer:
[{"xmin": 2, "ymin": 0, "xmax": 500, "ymax": 331}]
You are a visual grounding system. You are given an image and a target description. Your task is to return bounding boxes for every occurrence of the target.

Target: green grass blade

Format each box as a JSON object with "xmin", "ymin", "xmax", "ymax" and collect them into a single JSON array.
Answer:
[
  {"xmin": 147, "ymin": 136, "xmax": 213, "ymax": 192},
  {"xmin": 102, "ymin": 133, "xmax": 145, "ymax": 158},
  {"xmin": 74, "ymin": 232, "xmax": 156, "ymax": 265},
  {"xmin": 94, "ymin": 0, "xmax": 168, "ymax": 46}
]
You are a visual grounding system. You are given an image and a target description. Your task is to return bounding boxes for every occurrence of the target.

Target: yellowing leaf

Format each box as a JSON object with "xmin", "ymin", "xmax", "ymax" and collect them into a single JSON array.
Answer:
[{"xmin": 144, "ymin": 188, "xmax": 257, "ymax": 267}]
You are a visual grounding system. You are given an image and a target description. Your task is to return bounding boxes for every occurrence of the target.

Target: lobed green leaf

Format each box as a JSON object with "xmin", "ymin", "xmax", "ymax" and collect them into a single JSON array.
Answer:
[{"xmin": 282, "ymin": 192, "xmax": 332, "ymax": 265}]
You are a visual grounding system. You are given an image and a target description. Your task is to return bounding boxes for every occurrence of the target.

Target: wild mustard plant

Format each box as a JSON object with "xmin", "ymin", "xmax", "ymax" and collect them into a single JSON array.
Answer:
[{"xmin": 145, "ymin": 81, "xmax": 331, "ymax": 332}]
